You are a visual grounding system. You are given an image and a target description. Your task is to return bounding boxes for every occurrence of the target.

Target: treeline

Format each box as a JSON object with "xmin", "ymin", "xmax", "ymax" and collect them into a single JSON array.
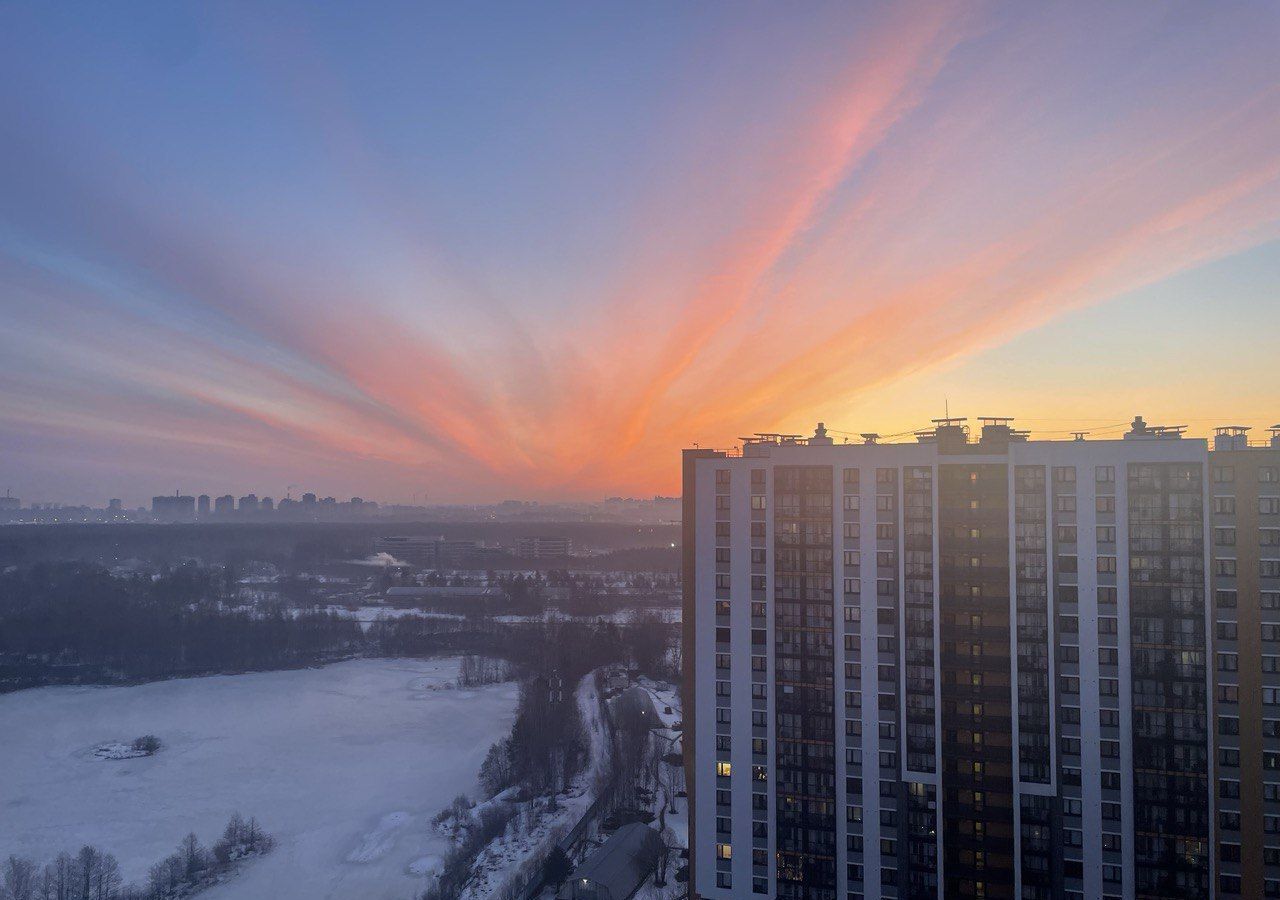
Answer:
[
  {"xmin": 0, "ymin": 523, "xmax": 678, "ymax": 570},
  {"xmin": 0, "ymin": 813, "xmax": 272, "ymax": 900},
  {"xmin": 0, "ymin": 563, "xmax": 363, "ymax": 691},
  {"xmin": 0, "ymin": 563, "xmax": 677, "ymax": 692},
  {"xmin": 368, "ymin": 614, "xmax": 675, "ymax": 684}
]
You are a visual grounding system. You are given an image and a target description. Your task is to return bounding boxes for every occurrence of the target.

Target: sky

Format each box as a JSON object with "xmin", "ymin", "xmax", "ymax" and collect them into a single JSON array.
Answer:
[{"xmin": 1, "ymin": 1, "xmax": 1278, "ymax": 506}]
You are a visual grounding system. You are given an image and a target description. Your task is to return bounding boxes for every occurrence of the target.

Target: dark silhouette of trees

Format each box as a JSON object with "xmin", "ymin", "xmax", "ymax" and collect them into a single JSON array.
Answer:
[
  {"xmin": 1, "ymin": 813, "xmax": 273, "ymax": 900},
  {"xmin": 0, "ymin": 563, "xmax": 362, "ymax": 690}
]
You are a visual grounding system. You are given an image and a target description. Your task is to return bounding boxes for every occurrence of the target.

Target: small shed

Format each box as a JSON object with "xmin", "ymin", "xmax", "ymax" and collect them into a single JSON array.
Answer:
[{"xmin": 556, "ymin": 822, "xmax": 664, "ymax": 900}]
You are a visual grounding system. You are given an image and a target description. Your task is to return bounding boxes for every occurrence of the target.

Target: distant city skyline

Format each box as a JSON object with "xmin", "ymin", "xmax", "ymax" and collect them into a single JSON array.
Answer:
[{"xmin": 2, "ymin": 2, "xmax": 1278, "ymax": 503}]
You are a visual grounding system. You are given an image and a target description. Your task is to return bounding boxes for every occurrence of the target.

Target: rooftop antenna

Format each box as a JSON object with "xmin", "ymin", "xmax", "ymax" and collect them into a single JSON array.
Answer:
[
  {"xmin": 1072, "ymin": 431, "xmax": 1087, "ymax": 442},
  {"xmin": 286, "ymin": 484, "xmax": 298, "ymax": 500}
]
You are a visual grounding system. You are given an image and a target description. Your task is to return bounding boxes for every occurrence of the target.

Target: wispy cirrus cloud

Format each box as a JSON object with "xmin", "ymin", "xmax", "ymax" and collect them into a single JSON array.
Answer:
[{"xmin": 0, "ymin": 1, "xmax": 1277, "ymax": 503}]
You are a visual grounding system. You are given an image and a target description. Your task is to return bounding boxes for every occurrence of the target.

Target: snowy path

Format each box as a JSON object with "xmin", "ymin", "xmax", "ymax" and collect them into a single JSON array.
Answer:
[{"xmin": 0, "ymin": 659, "xmax": 517, "ymax": 900}]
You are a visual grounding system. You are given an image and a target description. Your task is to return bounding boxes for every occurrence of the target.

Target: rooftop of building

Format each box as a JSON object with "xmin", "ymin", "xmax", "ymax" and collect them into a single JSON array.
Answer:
[{"xmin": 689, "ymin": 415, "xmax": 1280, "ymax": 456}]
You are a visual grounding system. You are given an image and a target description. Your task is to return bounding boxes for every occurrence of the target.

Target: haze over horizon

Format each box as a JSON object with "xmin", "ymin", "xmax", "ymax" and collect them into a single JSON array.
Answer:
[{"xmin": 2, "ymin": 1, "xmax": 1278, "ymax": 506}]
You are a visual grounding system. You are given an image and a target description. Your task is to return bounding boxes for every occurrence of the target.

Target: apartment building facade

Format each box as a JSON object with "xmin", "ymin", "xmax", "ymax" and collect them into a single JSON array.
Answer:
[
  {"xmin": 683, "ymin": 416, "xmax": 1255, "ymax": 900},
  {"xmin": 1209, "ymin": 427, "xmax": 1280, "ymax": 897}
]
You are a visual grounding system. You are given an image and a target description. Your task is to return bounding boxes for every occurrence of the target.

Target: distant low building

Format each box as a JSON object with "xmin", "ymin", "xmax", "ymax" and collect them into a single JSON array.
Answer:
[
  {"xmin": 556, "ymin": 822, "xmax": 664, "ymax": 900},
  {"xmin": 374, "ymin": 535, "xmax": 477, "ymax": 567},
  {"xmin": 515, "ymin": 536, "xmax": 573, "ymax": 559},
  {"xmin": 384, "ymin": 584, "xmax": 499, "ymax": 612}
]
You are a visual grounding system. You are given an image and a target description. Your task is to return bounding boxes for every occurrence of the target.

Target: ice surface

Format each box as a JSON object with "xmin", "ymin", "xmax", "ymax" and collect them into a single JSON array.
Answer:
[{"xmin": 0, "ymin": 658, "xmax": 517, "ymax": 899}]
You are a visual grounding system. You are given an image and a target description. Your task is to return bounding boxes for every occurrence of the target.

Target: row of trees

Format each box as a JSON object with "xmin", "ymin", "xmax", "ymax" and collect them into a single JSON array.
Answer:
[
  {"xmin": 0, "ymin": 562, "xmax": 678, "ymax": 692},
  {"xmin": 0, "ymin": 563, "xmax": 364, "ymax": 690},
  {"xmin": 422, "ymin": 800, "xmax": 519, "ymax": 900},
  {"xmin": 477, "ymin": 676, "xmax": 587, "ymax": 801},
  {"xmin": 456, "ymin": 655, "xmax": 513, "ymax": 687},
  {"xmin": 0, "ymin": 814, "xmax": 272, "ymax": 900}
]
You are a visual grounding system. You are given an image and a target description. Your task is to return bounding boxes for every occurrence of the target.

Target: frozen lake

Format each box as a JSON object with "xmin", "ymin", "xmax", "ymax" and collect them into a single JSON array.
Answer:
[{"xmin": 0, "ymin": 658, "xmax": 518, "ymax": 899}]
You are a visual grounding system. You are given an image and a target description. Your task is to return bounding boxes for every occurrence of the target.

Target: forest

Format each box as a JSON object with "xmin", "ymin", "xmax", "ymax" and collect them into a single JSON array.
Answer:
[
  {"xmin": 0, "ymin": 562, "xmax": 676, "ymax": 692},
  {"xmin": 0, "ymin": 563, "xmax": 363, "ymax": 691}
]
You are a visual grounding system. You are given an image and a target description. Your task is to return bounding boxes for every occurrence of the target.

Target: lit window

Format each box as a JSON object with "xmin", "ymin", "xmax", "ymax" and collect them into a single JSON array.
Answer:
[{"xmin": 716, "ymin": 761, "xmax": 732, "ymax": 778}]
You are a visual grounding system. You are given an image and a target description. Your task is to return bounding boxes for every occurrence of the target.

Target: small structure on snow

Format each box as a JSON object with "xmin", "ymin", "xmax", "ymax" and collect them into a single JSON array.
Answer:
[{"xmin": 556, "ymin": 822, "xmax": 664, "ymax": 900}]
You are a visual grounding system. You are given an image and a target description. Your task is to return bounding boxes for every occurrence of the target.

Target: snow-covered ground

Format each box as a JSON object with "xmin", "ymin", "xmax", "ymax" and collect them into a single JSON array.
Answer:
[{"xmin": 0, "ymin": 658, "xmax": 517, "ymax": 900}]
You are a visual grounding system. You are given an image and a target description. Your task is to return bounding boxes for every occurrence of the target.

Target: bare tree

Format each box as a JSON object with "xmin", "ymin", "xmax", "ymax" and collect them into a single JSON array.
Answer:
[
  {"xmin": 91, "ymin": 855, "xmax": 120, "ymax": 900},
  {"xmin": 178, "ymin": 833, "xmax": 207, "ymax": 884},
  {"xmin": 655, "ymin": 825, "xmax": 679, "ymax": 886},
  {"xmin": 3, "ymin": 856, "xmax": 37, "ymax": 900}
]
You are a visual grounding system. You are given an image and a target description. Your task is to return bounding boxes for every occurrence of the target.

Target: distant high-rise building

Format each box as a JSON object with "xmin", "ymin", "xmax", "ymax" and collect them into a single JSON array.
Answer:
[
  {"xmin": 152, "ymin": 493, "xmax": 196, "ymax": 522},
  {"xmin": 0, "ymin": 490, "xmax": 19, "ymax": 511},
  {"xmin": 197, "ymin": 494, "xmax": 211, "ymax": 517},
  {"xmin": 214, "ymin": 494, "xmax": 235, "ymax": 516},
  {"xmin": 238, "ymin": 494, "xmax": 259, "ymax": 513},
  {"xmin": 108, "ymin": 499, "xmax": 122, "ymax": 511},
  {"xmin": 1209, "ymin": 425, "xmax": 1280, "ymax": 898},
  {"xmin": 302, "ymin": 492, "xmax": 317, "ymax": 506},
  {"xmin": 261, "ymin": 496, "xmax": 274, "ymax": 512},
  {"xmin": 684, "ymin": 417, "xmax": 1221, "ymax": 900}
]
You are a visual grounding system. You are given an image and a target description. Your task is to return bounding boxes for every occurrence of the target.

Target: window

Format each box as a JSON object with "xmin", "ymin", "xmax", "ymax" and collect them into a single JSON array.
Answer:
[
  {"xmin": 1216, "ymin": 527, "xmax": 1237, "ymax": 546},
  {"xmin": 1213, "ymin": 466, "xmax": 1235, "ymax": 484},
  {"xmin": 1262, "ymin": 466, "xmax": 1279, "ymax": 483},
  {"xmin": 1096, "ymin": 495, "xmax": 1115, "ymax": 514},
  {"xmin": 1095, "ymin": 466, "xmax": 1115, "ymax": 483},
  {"xmin": 750, "ymin": 495, "xmax": 767, "ymax": 510},
  {"xmin": 1216, "ymin": 558, "xmax": 1238, "ymax": 577},
  {"xmin": 1214, "ymin": 496, "xmax": 1236, "ymax": 515},
  {"xmin": 716, "ymin": 842, "xmax": 732, "ymax": 860},
  {"xmin": 1096, "ymin": 526, "xmax": 1116, "ymax": 544},
  {"xmin": 1097, "ymin": 556, "xmax": 1117, "ymax": 574},
  {"xmin": 715, "ymin": 469, "xmax": 731, "ymax": 485}
]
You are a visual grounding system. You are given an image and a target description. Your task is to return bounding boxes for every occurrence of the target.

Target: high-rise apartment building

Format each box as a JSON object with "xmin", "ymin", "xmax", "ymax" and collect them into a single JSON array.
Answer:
[
  {"xmin": 1209, "ymin": 425, "xmax": 1280, "ymax": 898},
  {"xmin": 684, "ymin": 416, "xmax": 1229, "ymax": 900},
  {"xmin": 151, "ymin": 492, "xmax": 196, "ymax": 522}
]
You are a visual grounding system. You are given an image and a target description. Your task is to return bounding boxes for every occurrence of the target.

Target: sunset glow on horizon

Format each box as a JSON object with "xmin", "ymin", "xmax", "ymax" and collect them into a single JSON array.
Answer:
[{"xmin": 2, "ymin": 2, "xmax": 1278, "ymax": 505}]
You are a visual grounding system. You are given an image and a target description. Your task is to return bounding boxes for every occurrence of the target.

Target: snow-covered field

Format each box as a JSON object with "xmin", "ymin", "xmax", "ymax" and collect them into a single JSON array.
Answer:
[{"xmin": 0, "ymin": 658, "xmax": 517, "ymax": 900}]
